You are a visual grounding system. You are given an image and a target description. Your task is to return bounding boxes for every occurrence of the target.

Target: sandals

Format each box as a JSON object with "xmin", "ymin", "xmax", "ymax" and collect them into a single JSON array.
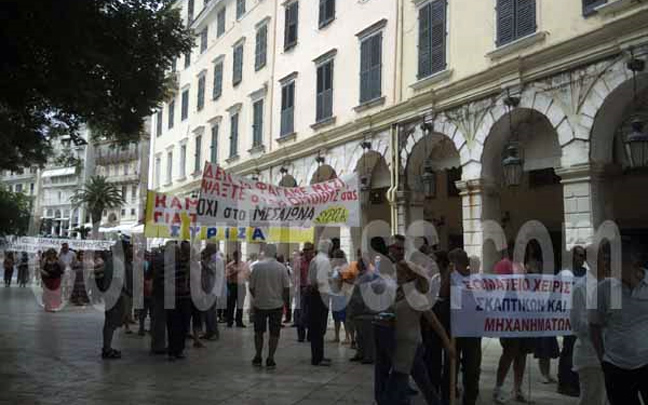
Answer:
[{"xmin": 101, "ymin": 348, "xmax": 122, "ymax": 359}]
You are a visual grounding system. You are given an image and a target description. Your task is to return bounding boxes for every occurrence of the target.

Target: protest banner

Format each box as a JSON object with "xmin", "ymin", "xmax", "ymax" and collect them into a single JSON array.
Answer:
[
  {"xmin": 450, "ymin": 274, "xmax": 574, "ymax": 338},
  {"xmin": 197, "ymin": 163, "xmax": 361, "ymax": 228},
  {"xmin": 144, "ymin": 190, "xmax": 314, "ymax": 243},
  {"xmin": 13, "ymin": 237, "xmax": 116, "ymax": 252}
]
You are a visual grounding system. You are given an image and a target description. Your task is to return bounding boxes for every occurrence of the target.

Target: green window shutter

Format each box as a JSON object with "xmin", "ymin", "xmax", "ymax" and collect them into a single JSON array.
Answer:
[
  {"xmin": 497, "ymin": 0, "xmax": 515, "ymax": 46},
  {"xmin": 516, "ymin": 0, "xmax": 536, "ymax": 38},
  {"xmin": 418, "ymin": 3, "xmax": 432, "ymax": 78},
  {"xmin": 429, "ymin": 0, "xmax": 447, "ymax": 74}
]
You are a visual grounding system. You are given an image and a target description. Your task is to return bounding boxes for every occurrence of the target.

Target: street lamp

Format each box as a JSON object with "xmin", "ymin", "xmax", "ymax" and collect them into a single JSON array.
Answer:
[
  {"xmin": 625, "ymin": 54, "xmax": 648, "ymax": 168},
  {"xmin": 502, "ymin": 93, "xmax": 524, "ymax": 187},
  {"xmin": 502, "ymin": 142, "xmax": 523, "ymax": 187},
  {"xmin": 422, "ymin": 158, "xmax": 437, "ymax": 199}
]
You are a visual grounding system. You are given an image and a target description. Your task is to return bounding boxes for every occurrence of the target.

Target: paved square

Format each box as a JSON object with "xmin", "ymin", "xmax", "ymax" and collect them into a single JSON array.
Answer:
[{"xmin": 0, "ymin": 287, "xmax": 578, "ymax": 404}]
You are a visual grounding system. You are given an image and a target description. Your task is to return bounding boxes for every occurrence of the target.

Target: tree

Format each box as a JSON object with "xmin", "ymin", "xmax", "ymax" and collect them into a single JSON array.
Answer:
[
  {"xmin": 71, "ymin": 176, "xmax": 126, "ymax": 239},
  {"xmin": 0, "ymin": 0, "xmax": 193, "ymax": 171},
  {"xmin": 0, "ymin": 187, "xmax": 32, "ymax": 237}
]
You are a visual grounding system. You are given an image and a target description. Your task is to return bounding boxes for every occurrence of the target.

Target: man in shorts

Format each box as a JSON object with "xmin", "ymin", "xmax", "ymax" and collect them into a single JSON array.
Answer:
[{"xmin": 249, "ymin": 244, "xmax": 290, "ymax": 369}]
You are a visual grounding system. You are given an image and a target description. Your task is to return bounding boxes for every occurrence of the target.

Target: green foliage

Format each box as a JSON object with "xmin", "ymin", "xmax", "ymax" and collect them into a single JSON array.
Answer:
[
  {"xmin": 0, "ymin": 187, "xmax": 32, "ymax": 237},
  {"xmin": 71, "ymin": 176, "xmax": 126, "ymax": 225},
  {"xmin": 0, "ymin": 0, "xmax": 194, "ymax": 171}
]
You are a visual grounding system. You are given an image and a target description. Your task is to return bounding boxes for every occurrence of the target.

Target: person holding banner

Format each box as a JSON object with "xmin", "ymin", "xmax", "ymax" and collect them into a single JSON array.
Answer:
[
  {"xmin": 590, "ymin": 243, "xmax": 648, "ymax": 405},
  {"xmin": 448, "ymin": 248, "xmax": 482, "ymax": 405},
  {"xmin": 41, "ymin": 249, "xmax": 64, "ymax": 311},
  {"xmin": 571, "ymin": 242, "xmax": 609, "ymax": 405},
  {"xmin": 492, "ymin": 243, "xmax": 534, "ymax": 404}
]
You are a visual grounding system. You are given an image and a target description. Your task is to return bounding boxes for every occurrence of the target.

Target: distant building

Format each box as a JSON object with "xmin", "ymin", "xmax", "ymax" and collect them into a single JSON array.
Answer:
[
  {"xmin": 93, "ymin": 139, "xmax": 148, "ymax": 233},
  {"xmin": 39, "ymin": 130, "xmax": 94, "ymax": 238}
]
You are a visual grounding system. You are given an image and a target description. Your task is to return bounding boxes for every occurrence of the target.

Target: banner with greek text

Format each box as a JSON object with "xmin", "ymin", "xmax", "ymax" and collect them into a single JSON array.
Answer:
[
  {"xmin": 9, "ymin": 237, "xmax": 116, "ymax": 252},
  {"xmin": 144, "ymin": 190, "xmax": 314, "ymax": 243},
  {"xmin": 450, "ymin": 274, "xmax": 574, "ymax": 338},
  {"xmin": 197, "ymin": 163, "xmax": 361, "ymax": 228}
]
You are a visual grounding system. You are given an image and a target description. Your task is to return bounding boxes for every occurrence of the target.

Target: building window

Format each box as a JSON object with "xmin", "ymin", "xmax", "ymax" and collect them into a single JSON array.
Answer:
[
  {"xmin": 280, "ymin": 81, "xmax": 295, "ymax": 136},
  {"xmin": 284, "ymin": 1, "xmax": 299, "ymax": 51},
  {"xmin": 131, "ymin": 208, "xmax": 136, "ymax": 216},
  {"xmin": 166, "ymin": 151, "xmax": 173, "ymax": 184},
  {"xmin": 181, "ymin": 89, "xmax": 189, "ymax": 120},
  {"xmin": 179, "ymin": 144, "xmax": 187, "ymax": 178},
  {"xmin": 236, "ymin": 0, "xmax": 246, "ymax": 19},
  {"xmin": 496, "ymin": 0, "xmax": 536, "ymax": 47},
  {"xmin": 30, "ymin": 183, "xmax": 34, "ymax": 195},
  {"xmin": 230, "ymin": 113, "xmax": 239, "ymax": 157},
  {"xmin": 210, "ymin": 125, "xmax": 219, "ymax": 163},
  {"xmin": 233, "ymin": 43, "xmax": 243, "ymax": 86},
  {"xmin": 15, "ymin": 184, "xmax": 23, "ymax": 193},
  {"xmin": 319, "ymin": 0, "xmax": 335, "ymax": 28},
  {"xmin": 194, "ymin": 135, "xmax": 202, "ymax": 173},
  {"xmin": 187, "ymin": 0, "xmax": 195, "ymax": 24},
  {"xmin": 583, "ymin": 0, "xmax": 606, "ymax": 15},
  {"xmin": 217, "ymin": 7, "xmax": 226, "ymax": 37},
  {"xmin": 121, "ymin": 186, "xmax": 127, "ymax": 199},
  {"xmin": 359, "ymin": 32, "xmax": 382, "ymax": 104},
  {"xmin": 316, "ymin": 60, "xmax": 333, "ymax": 122},
  {"xmin": 168, "ymin": 99, "xmax": 176, "ymax": 129},
  {"xmin": 197, "ymin": 75, "xmax": 206, "ymax": 111},
  {"xmin": 418, "ymin": 0, "xmax": 447, "ymax": 79},
  {"xmin": 123, "ymin": 163, "xmax": 129, "ymax": 176},
  {"xmin": 185, "ymin": 51, "xmax": 191, "ymax": 68},
  {"xmin": 255, "ymin": 24, "xmax": 268, "ymax": 71},
  {"xmin": 200, "ymin": 28, "xmax": 209, "ymax": 53},
  {"xmin": 213, "ymin": 61, "xmax": 223, "ymax": 100},
  {"xmin": 121, "ymin": 208, "xmax": 126, "ymax": 216},
  {"xmin": 252, "ymin": 99, "xmax": 264, "ymax": 147},
  {"xmin": 131, "ymin": 186, "xmax": 137, "ymax": 202},
  {"xmin": 171, "ymin": 58, "xmax": 177, "ymax": 72},
  {"xmin": 156, "ymin": 109, "xmax": 163, "ymax": 137},
  {"xmin": 155, "ymin": 156, "xmax": 162, "ymax": 188}
]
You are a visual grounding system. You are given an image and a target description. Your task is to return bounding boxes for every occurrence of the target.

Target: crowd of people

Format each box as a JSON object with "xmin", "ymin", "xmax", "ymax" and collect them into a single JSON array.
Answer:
[{"xmin": 1, "ymin": 234, "xmax": 646, "ymax": 405}]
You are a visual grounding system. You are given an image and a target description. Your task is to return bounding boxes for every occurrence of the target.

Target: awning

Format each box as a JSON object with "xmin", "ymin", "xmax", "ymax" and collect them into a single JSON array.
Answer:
[{"xmin": 41, "ymin": 167, "xmax": 76, "ymax": 178}]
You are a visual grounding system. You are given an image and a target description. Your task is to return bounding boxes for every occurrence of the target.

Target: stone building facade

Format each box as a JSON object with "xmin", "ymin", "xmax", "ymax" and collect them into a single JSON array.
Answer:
[{"xmin": 150, "ymin": 0, "xmax": 648, "ymax": 267}]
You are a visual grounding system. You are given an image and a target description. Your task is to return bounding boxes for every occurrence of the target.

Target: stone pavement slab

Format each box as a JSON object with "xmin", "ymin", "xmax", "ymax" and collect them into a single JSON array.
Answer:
[{"xmin": 0, "ymin": 287, "xmax": 578, "ymax": 404}]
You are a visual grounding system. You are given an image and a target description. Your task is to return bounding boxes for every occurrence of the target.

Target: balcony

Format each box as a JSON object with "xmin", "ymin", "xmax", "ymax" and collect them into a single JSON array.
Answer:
[{"xmin": 95, "ymin": 147, "xmax": 139, "ymax": 165}]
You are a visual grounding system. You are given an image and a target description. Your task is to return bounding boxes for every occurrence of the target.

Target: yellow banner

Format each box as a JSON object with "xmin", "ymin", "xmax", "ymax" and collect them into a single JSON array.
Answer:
[{"xmin": 144, "ymin": 190, "xmax": 314, "ymax": 243}]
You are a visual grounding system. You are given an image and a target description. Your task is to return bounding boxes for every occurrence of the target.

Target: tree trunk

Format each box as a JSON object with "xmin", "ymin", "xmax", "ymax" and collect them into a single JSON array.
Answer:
[{"xmin": 91, "ymin": 210, "xmax": 102, "ymax": 240}]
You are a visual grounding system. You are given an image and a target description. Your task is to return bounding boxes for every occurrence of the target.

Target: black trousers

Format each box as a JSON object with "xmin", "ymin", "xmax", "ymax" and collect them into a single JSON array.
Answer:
[
  {"xmin": 455, "ymin": 337, "xmax": 482, "ymax": 405},
  {"xmin": 166, "ymin": 298, "xmax": 191, "ymax": 356},
  {"xmin": 602, "ymin": 362, "xmax": 648, "ymax": 405},
  {"xmin": 308, "ymin": 290, "xmax": 328, "ymax": 364},
  {"xmin": 226, "ymin": 283, "xmax": 244, "ymax": 326},
  {"xmin": 423, "ymin": 300, "xmax": 451, "ymax": 401},
  {"xmin": 558, "ymin": 335, "xmax": 580, "ymax": 393}
]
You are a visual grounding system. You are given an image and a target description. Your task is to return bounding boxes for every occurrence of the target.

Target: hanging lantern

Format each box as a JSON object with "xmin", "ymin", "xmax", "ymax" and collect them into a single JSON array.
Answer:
[
  {"xmin": 502, "ymin": 142, "xmax": 523, "ymax": 187},
  {"xmin": 422, "ymin": 158, "xmax": 437, "ymax": 199},
  {"xmin": 359, "ymin": 174, "xmax": 371, "ymax": 206},
  {"xmin": 625, "ymin": 119, "xmax": 648, "ymax": 168}
]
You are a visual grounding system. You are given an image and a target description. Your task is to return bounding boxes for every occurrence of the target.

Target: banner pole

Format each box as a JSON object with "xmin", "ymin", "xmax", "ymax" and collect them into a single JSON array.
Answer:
[{"xmin": 449, "ymin": 337, "xmax": 456, "ymax": 405}]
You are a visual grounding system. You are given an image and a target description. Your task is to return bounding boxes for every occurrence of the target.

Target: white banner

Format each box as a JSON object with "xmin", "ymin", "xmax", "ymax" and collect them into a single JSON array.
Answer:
[
  {"xmin": 12, "ymin": 237, "xmax": 116, "ymax": 252},
  {"xmin": 451, "ymin": 274, "xmax": 574, "ymax": 338},
  {"xmin": 197, "ymin": 163, "xmax": 361, "ymax": 227}
]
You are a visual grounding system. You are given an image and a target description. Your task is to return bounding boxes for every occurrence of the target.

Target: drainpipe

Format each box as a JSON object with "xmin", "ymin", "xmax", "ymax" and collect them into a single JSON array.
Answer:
[
  {"xmin": 267, "ymin": 0, "xmax": 279, "ymax": 155},
  {"xmin": 387, "ymin": 123, "xmax": 400, "ymax": 234},
  {"xmin": 393, "ymin": 0, "xmax": 404, "ymax": 104}
]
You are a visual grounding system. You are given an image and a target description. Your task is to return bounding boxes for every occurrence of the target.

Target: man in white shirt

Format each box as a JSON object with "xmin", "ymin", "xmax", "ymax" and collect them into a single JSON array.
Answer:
[
  {"xmin": 308, "ymin": 239, "xmax": 333, "ymax": 366},
  {"xmin": 58, "ymin": 243, "xmax": 77, "ymax": 270},
  {"xmin": 589, "ymin": 244, "xmax": 648, "ymax": 405},
  {"xmin": 249, "ymin": 244, "xmax": 290, "ymax": 369}
]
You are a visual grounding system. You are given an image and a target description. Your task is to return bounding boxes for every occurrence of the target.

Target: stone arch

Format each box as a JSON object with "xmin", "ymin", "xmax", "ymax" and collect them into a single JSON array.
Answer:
[
  {"xmin": 583, "ymin": 54, "xmax": 648, "ymax": 165},
  {"xmin": 480, "ymin": 107, "xmax": 562, "ymax": 181},
  {"xmin": 405, "ymin": 131, "xmax": 461, "ymax": 196},
  {"xmin": 354, "ymin": 150, "xmax": 391, "ymax": 189},
  {"xmin": 349, "ymin": 136, "xmax": 391, "ymax": 174},
  {"xmin": 473, "ymin": 89, "xmax": 574, "ymax": 176},
  {"xmin": 400, "ymin": 113, "xmax": 465, "ymax": 169},
  {"xmin": 309, "ymin": 164, "xmax": 337, "ymax": 184}
]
